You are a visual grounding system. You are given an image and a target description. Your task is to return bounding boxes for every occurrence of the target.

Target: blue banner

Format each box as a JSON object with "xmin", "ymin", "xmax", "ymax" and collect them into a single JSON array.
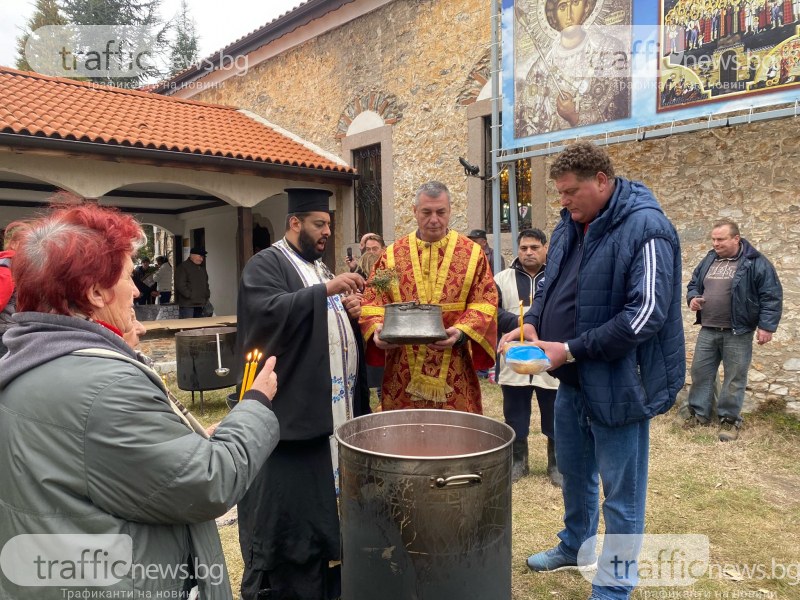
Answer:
[{"xmin": 502, "ymin": 0, "xmax": 800, "ymax": 150}]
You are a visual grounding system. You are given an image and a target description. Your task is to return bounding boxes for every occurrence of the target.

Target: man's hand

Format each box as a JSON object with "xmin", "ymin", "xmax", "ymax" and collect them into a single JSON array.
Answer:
[
  {"xmin": 341, "ymin": 292, "xmax": 363, "ymax": 319},
  {"xmin": 326, "ymin": 272, "xmax": 364, "ymax": 296},
  {"xmin": 429, "ymin": 326, "xmax": 462, "ymax": 350},
  {"xmin": 756, "ymin": 328, "xmax": 773, "ymax": 345},
  {"xmin": 373, "ymin": 323, "xmax": 400, "ymax": 350},
  {"xmin": 534, "ymin": 340, "xmax": 569, "ymax": 370},
  {"xmin": 498, "ymin": 323, "xmax": 538, "ymax": 349},
  {"xmin": 689, "ymin": 296, "xmax": 706, "ymax": 311}
]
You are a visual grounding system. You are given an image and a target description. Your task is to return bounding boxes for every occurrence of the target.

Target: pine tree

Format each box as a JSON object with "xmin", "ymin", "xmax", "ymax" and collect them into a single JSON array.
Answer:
[
  {"xmin": 168, "ymin": 0, "xmax": 199, "ymax": 76},
  {"xmin": 15, "ymin": 0, "xmax": 68, "ymax": 72},
  {"xmin": 57, "ymin": 0, "xmax": 170, "ymax": 87}
]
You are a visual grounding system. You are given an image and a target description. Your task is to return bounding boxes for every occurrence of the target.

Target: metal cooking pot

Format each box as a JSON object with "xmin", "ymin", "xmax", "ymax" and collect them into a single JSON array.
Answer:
[
  {"xmin": 380, "ymin": 301, "xmax": 447, "ymax": 345},
  {"xmin": 336, "ymin": 410, "xmax": 514, "ymax": 599},
  {"xmin": 175, "ymin": 327, "xmax": 237, "ymax": 413}
]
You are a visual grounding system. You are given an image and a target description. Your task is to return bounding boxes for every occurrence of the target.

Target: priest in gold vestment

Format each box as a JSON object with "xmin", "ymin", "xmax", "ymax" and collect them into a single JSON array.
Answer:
[{"xmin": 359, "ymin": 181, "xmax": 498, "ymax": 413}]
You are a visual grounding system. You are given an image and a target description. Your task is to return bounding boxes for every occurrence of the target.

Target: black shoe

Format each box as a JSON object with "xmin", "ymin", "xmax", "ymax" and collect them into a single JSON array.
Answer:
[{"xmin": 511, "ymin": 439, "xmax": 529, "ymax": 483}]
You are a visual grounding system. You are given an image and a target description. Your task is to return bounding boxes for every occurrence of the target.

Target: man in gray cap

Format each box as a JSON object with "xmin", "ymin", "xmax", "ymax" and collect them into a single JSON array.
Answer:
[
  {"xmin": 467, "ymin": 228, "xmax": 506, "ymax": 272},
  {"xmin": 174, "ymin": 247, "xmax": 209, "ymax": 318},
  {"xmin": 236, "ymin": 188, "xmax": 371, "ymax": 600}
]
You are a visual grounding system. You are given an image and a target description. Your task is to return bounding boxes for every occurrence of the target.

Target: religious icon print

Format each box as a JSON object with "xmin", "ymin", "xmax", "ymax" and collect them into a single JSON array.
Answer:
[
  {"xmin": 658, "ymin": 0, "xmax": 800, "ymax": 111},
  {"xmin": 513, "ymin": 0, "xmax": 633, "ymax": 137}
]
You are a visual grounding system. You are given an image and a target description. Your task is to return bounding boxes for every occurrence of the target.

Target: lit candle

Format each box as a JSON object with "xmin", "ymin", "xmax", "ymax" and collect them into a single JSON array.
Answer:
[
  {"xmin": 238, "ymin": 352, "xmax": 253, "ymax": 402},
  {"xmin": 245, "ymin": 351, "xmax": 261, "ymax": 393}
]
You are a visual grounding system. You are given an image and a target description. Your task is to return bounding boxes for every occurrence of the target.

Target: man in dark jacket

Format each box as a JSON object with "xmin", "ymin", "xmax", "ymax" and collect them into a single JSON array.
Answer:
[
  {"xmin": 684, "ymin": 218, "xmax": 782, "ymax": 441},
  {"xmin": 500, "ymin": 142, "xmax": 684, "ymax": 600},
  {"xmin": 132, "ymin": 257, "xmax": 155, "ymax": 305},
  {"xmin": 236, "ymin": 188, "xmax": 371, "ymax": 600},
  {"xmin": 175, "ymin": 247, "xmax": 210, "ymax": 318}
]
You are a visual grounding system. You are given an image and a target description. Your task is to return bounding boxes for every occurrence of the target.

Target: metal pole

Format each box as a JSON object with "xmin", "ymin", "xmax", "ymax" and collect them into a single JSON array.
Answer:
[
  {"xmin": 490, "ymin": 0, "xmax": 502, "ymax": 274},
  {"xmin": 508, "ymin": 163, "xmax": 519, "ymax": 256}
]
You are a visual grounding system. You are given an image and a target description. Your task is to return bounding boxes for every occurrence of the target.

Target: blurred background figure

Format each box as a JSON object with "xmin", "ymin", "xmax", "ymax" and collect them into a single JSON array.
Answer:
[
  {"xmin": 151, "ymin": 255, "xmax": 174, "ymax": 304},
  {"xmin": 133, "ymin": 256, "xmax": 156, "ymax": 305},
  {"xmin": 356, "ymin": 234, "xmax": 387, "ymax": 400},
  {"xmin": 0, "ymin": 221, "xmax": 30, "ymax": 357},
  {"xmin": 346, "ymin": 232, "xmax": 379, "ymax": 272},
  {"xmin": 467, "ymin": 228, "xmax": 506, "ymax": 273},
  {"xmin": 355, "ymin": 233, "xmax": 385, "ymax": 279},
  {"xmin": 175, "ymin": 247, "xmax": 210, "ymax": 318}
]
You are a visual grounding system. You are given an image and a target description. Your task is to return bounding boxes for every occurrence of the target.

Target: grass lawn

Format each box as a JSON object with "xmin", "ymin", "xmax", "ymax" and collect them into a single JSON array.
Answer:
[{"xmin": 170, "ymin": 376, "xmax": 800, "ymax": 600}]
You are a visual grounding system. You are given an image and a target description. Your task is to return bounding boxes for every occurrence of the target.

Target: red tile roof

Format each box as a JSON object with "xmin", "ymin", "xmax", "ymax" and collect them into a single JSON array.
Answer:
[{"xmin": 0, "ymin": 66, "xmax": 353, "ymax": 175}]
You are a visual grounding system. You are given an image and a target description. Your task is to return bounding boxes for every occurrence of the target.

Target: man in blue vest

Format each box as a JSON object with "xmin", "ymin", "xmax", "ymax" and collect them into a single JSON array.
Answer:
[{"xmin": 500, "ymin": 142, "xmax": 685, "ymax": 600}]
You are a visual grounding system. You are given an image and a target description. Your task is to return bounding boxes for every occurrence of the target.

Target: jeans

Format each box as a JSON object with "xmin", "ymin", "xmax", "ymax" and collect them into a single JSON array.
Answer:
[
  {"xmin": 158, "ymin": 291, "xmax": 171, "ymax": 304},
  {"xmin": 501, "ymin": 385, "xmax": 556, "ymax": 440},
  {"xmin": 178, "ymin": 306, "xmax": 203, "ymax": 319},
  {"xmin": 555, "ymin": 383, "xmax": 650, "ymax": 600},
  {"xmin": 687, "ymin": 327, "xmax": 753, "ymax": 425}
]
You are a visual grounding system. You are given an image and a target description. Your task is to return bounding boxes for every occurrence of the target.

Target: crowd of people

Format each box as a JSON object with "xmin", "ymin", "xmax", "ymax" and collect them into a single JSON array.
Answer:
[
  {"xmin": 665, "ymin": 0, "xmax": 800, "ymax": 55},
  {"xmin": 0, "ymin": 142, "xmax": 783, "ymax": 600}
]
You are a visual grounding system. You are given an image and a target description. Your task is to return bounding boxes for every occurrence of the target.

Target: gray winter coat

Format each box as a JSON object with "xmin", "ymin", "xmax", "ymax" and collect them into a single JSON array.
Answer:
[{"xmin": 0, "ymin": 313, "xmax": 279, "ymax": 599}]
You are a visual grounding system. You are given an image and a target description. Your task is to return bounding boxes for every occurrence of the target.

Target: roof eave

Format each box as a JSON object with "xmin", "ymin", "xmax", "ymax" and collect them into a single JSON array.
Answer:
[{"xmin": 0, "ymin": 132, "xmax": 357, "ymax": 183}]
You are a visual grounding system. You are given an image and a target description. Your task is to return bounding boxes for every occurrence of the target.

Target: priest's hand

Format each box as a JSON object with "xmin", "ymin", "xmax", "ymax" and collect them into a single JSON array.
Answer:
[
  {"xmin": 342, "ymin": 292, "xmax": 363, "ymax": 319},
  {"xmin": 429, "ymin": 326, "xmax": 463, "ymax": 350},
  {"xmin": 373, "ymin": 324, "xmax": 400, "ymax": 350},
  {"xmin": 326, "ymin": 272, "xmax": 365, "ymax": 296}
]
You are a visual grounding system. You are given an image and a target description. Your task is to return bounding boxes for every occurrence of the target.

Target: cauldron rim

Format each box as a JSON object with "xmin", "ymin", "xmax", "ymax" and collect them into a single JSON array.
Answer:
[
  {"xmin": 174, "ymin": 326, "xmax": 237, "ymax": 337},
  {"xmin": 335, "ymin": 409, "xmax": 514, "ymax": 461}
]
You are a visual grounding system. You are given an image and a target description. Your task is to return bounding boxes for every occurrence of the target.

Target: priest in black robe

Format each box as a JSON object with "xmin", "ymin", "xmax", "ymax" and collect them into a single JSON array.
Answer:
[{"xmin": 236, "ymin": 188, "xmax": 371, "ymax": 600}]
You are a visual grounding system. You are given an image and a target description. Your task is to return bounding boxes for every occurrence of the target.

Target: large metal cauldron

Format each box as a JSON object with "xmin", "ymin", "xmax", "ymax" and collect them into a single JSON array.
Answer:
[
  {"xmin": 335, "ymin": 410, "xmax": 514, "ymax": 599},
  {"xmin": 175, "ymin": 327, "xmax": 237, "ymax": 411}
]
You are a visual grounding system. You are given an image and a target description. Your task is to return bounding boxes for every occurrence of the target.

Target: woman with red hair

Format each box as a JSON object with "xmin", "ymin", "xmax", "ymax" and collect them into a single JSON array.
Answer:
[{"xmin": 0, "ymin": 203, "xmax": 280, "ymax": 599}]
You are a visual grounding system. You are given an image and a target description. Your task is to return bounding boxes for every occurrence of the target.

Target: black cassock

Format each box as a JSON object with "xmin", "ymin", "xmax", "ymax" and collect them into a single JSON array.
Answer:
[{"xmin": 235, "ymin": 243, "xmax": 370, "ymax": 597}]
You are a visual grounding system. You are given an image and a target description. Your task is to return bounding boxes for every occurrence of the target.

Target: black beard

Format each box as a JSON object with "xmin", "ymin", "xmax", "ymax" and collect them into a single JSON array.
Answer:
[{"xmin": 297, "ymin": 228, "xmax": 325, "ymax": 262}]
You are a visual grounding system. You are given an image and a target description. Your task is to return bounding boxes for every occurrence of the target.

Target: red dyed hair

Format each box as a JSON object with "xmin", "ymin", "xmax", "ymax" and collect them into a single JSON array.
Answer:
[{"xmin": 13, "ymin": 204, "xmax": 144, "ymax": 315}]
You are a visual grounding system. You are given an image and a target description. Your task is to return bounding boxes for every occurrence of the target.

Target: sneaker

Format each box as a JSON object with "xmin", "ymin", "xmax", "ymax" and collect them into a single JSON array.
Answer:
[
  {"xmin": 526, "ymin": 546, "xmax": 597, "ymax": 573},
  {"xmin": 718, "ymin": 420, "xmax": 740, "ymax": 442}
]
